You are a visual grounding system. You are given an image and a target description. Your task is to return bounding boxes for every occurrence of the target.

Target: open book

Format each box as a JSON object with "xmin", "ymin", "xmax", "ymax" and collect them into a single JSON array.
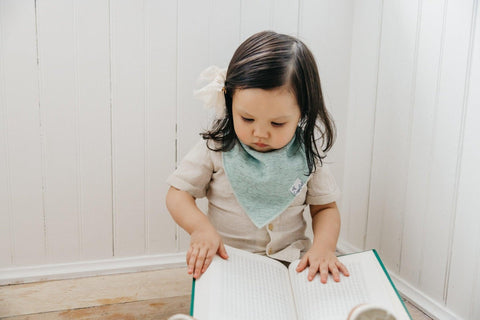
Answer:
[{"xmin": 190, "ymin": 246, "xmax": 411, "ymax": 320}]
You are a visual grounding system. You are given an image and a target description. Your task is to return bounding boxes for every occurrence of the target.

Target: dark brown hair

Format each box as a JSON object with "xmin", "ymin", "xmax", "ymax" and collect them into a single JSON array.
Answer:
[{"xmin": 201, "ymin": 30, "xmax": 336, "ymax": 174}]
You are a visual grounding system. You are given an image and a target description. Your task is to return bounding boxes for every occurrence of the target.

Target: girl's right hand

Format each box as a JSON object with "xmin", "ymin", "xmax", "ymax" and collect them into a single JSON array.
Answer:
[{"xmin": 187, "ymin": 227, "xmax": 229, "ymax": 279}]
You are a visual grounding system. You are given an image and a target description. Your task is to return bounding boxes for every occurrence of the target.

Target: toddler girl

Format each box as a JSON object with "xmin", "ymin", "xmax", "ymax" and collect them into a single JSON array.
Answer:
[{"xmin": 166, "ymin": 30, "xmax": 349, "ymax": 283}]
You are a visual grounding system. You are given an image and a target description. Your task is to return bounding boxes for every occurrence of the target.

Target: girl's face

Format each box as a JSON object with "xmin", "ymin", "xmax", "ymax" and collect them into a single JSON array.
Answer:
[{"xmin": 232, "ymin": 86, "xmax": 301, "ymax": 152}]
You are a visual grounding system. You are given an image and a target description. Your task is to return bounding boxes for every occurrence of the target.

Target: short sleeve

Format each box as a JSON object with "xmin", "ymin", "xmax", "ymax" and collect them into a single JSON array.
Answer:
[
  {"xmin": 166, "ymin": 140, "xmax": 214, "ymax": 199},
  {"xmin": 306, "ymin": 163, "xmax": 340, "ymax": 205}
]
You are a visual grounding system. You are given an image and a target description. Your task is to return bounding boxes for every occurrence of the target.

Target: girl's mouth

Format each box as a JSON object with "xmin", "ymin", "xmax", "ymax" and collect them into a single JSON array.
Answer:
[{"xmin": 254, "ymin": 142, "xmax": 268, "ymax": 148}]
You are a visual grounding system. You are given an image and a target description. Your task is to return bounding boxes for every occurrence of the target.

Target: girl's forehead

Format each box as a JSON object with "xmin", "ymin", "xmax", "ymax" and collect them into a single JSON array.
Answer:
[
  {"xmin": 232, "ymin": 87, "xmax": 300, "ymax": 116},
  {"xmin": 233, "ymin": 85, "xmax": 296, "ymax": 102},
  {"xmin": 233, "ymin": 84, "xmax": 293, "ymax": 95}
]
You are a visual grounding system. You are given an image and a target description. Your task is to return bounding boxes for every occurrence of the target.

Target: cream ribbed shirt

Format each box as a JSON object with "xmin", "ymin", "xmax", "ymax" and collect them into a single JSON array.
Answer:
[{"xmin": 167, "ymin": 140, "xmax": 340, "ymax": 262}]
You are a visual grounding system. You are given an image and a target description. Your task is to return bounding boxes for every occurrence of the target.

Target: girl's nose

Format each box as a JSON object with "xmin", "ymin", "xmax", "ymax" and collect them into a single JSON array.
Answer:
[{"xmin": 253, "ymin": 125, "xmax": 268, "ymax": 138}]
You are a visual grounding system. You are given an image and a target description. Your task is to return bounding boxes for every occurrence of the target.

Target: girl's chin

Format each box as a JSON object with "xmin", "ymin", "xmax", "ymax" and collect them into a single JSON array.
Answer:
[{"xmin": 249, "ymin": 144, "xmax": 275, "ymax": 152}]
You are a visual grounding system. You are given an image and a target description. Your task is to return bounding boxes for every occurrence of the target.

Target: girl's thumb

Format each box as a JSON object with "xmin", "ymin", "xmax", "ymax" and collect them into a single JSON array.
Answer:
[
  {"xmin": 218, "ymin": 242, "xmax": 229, "ymax": 259},
  {"xmin": 296, "ymin": 256, "xmax": 308, "ymax": 272}
]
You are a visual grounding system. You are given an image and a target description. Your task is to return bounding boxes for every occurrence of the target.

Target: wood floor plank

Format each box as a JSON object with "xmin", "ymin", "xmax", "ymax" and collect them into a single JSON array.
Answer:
[
  {"xmin": 0, "ymin": 268, "xmax": 191, "ymax": 318},
  {"xmin": 404, "ymin": 300, "xmax": 433, "ymax": 320},
  {"xmin": 0, "ymin": 295, "xmax": 190, "ymax": 320}
]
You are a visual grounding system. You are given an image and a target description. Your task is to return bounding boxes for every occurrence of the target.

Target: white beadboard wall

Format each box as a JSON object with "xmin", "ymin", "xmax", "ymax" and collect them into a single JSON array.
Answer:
[
  {"xmin": 0, "ymin": 1, "xmax": 479, "ymax": 319},
  {"xmin": 341, "ymin": 1, "xmax": 480, "ymax": 320}
]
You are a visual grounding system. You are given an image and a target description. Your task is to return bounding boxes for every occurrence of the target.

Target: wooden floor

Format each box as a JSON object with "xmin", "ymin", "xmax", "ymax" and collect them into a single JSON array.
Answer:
[{"xmin": 0, "ymin": 268, "xmax": 433, "ymax": 320}]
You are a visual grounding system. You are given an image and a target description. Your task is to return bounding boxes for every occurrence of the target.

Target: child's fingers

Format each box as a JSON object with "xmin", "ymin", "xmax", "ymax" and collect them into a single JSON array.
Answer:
[
  {"xmin": 295, "ymin": 256, "xmax": 308, "ymax": 273},
  {"xmin": 307, "ymin": 263, "xmax": 320, "ymax": 281},
  {"xmin": 319, "ymin": 264, "xmax": 329, "ymax": 283},
  {"xmin": 201, "ymin": 256, "xmax": 211, "ymax": 273},
  {"xmin": 337, "ymin": 261, "xmax": 350, "ymax": 276},
  {"xmin": 193, "ymin": 247, "xmax": 208, "ymax": 278},
  {"xmin": 202, "ymin": 248, "xmax": 218, "ymax": 273},
  {"xmin": 187, "ymin": 247, "xmax": 198, "ymax": 275},
  {"xmin": 329, "ymin": 262, "xmax": 340, "ymax": 282},
  {"xmin": 186, "ymin": 245, "xmax": 194, "ymax": 265}
]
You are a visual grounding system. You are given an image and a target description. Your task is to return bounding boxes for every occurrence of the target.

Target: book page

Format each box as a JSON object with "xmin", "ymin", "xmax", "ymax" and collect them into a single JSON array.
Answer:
[
  {"xmin": 288, "ymin": 251, "xmax": 410, "ymax": 320},
  {"xmin": 193, "ymin": 246, "xmax": 297, "ymax": 320}
]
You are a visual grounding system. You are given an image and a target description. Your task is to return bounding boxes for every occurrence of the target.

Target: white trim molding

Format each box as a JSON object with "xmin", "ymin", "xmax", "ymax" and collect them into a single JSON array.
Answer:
[{"xmin": 0, "ymin": 253, "xmax": 186, "ymax": 285}]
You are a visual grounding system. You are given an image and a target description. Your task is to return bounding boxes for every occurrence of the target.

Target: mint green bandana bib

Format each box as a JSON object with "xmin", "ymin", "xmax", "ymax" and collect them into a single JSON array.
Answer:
[{"xmin": 223, "ymin": 129, "xmax": 309, "ymax": 228}]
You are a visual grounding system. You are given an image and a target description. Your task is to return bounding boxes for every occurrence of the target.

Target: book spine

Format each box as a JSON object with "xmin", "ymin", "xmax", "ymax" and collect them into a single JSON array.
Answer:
[
  {"xmin": 372, "ymin": 249, "xmax": 412, "ymax": 320},
  {"xmin": 190, "ymin": 279, "xmax": 196, "ymax": 316}
]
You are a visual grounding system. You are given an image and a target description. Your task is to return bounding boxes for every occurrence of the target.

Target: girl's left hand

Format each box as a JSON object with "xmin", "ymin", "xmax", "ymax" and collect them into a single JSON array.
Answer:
[{"xmin": 295, "ymin": 248, "xmax": 349, "ymax": 283}]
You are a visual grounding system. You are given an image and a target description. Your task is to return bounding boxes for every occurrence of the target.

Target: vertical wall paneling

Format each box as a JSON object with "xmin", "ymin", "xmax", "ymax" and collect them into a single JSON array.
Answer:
[
  {"xmin": 0, "ymin": 1, "xmax": 44, "ymax": 267},
  {"xmin": 37, "ymin": 0, "xmax": 83, "ymax": 263},
  {"xmin": 74, "ymin": 0, "xmax": 112, "ymax": 260},
  {"xmin": 446, "ymin": 1, "xmax": 480, "ymax": 318},
  {"xmin": 110, "ymin": 1, "xmax": 146, "ymax": 257},
  {"xmin": 271, "ymin": 0, "xmax": 299, "ymax": 36},
  {"xmin": 176, "ymin": 0, "xmax": 210, "ymax": 170},
  {"xmin": 420, "ymin": 0, "xmax": 476, "ymax": 304},
  {"xmin": 240, "ymin": 0, "xmax": 272, "ymax": 41},
  {"xmin": 298, "ymin": 0, "xmax": 330, "ymax": 59},
  {"xmin": 340, "ymin": 0, "xmax": 382, "ymax": 250},
  {"xmin": 0, "ymin": 0, "xmax": 10, "ymax": 265},
  {"xmin": 209, "ymin": 0, "xmax": 242, "ymax": 67},
  {"xmin": 241, "ymin": 1, "xmax": 299, "ymax": 40},
  {"xmin": 299, "ymin": 0, "xmax": 353, "ymax": 192},
  {"xmin": 342, "ymin": 1, "xmax": 480, "ymax": 317},
  {"xmin": 36, "ymin": 0, "xmax": 113, "ymax": 262},
  {"xmin": 0, "ymin": 0, "xmax": 44, "ymax": 267},
  {"xmin": 144, "ymin": 1, "xmax": 178, "ymax": 254},
  {"xmin": 400, "ymin": 0, "xmax": 447, "ymax": 298},
  {"xmin": 365, "ymin": 0, "xmax": 419, "ymax": 272}
]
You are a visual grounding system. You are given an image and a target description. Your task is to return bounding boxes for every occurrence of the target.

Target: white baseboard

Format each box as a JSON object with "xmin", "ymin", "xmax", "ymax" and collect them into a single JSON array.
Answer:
[
  {"xmin": 337, "ymin": 240, "xmax": 460, "ymax": 320},
  {"xmin": 0, "ymin": 253, "xmax": 186, "ymax": 285},
  {"xmin": 390, "ymin": 271, "xmax": 459, "ymax": 320}
]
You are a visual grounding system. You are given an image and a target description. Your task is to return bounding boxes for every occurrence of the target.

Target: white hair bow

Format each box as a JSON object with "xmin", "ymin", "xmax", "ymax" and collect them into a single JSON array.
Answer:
[{"xmin": 194, "ymin": 66, "xmax": 227, "ymax": 118}]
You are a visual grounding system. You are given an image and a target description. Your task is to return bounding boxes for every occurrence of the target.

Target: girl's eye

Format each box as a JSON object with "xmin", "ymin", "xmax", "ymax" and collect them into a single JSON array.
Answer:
[
  {"xmin": 242, "ymin": 117, "xmax": 254, "ymax": 122},
  {"xmin": 271, "ymin": 122, "xmax": 285, "ymax": 127}
]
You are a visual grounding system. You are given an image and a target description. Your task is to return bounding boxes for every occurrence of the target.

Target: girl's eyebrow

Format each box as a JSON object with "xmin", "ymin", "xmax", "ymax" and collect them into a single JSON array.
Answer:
[
  {"xmin": 235, "ymin": 105, "xmax": 297, "ymax": 120},
  {"xmin": 238, "ymin": 110, "xmax": 254, "ymax": 118},
  {"xmin": 239, "ymin": 110, "xmax": 294, "ymax": 121},
  {"xmin": 271, "ymin": 115, "xmax": 291, "ymax": 121},
  {"xmin": 240, "ymin": 112, "xmax": 292, "ymax": 121},
  {"xmin": 233, "ymin": 105, "xmax": 248, "ymax": 113}
]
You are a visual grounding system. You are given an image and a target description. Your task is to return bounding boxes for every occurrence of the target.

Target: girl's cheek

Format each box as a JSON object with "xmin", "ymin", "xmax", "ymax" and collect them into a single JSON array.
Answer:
[
  {"xmin": 234, "ymin": 125, "xmax": 248, "ymax": 143},
  {"xmin": 239, "ymin": 133, "xmax": 250, "ymax": 145}
]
